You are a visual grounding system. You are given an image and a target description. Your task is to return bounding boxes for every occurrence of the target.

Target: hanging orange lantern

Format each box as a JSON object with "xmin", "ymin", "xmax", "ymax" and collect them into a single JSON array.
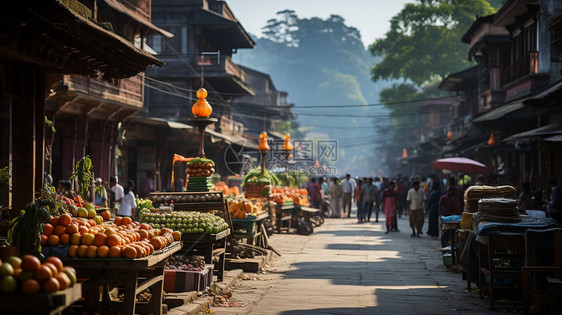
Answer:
[
  {"xmin": 402, "ymin": 148, "xmax": 408, "ymax": 158},
  {"xmin": 488, "ymin": 132, "xmax": 497, "ymax": 146},
  {"xmin": 283, "ymin": 133, "xmax": 293, "ymax": 151},
  {"xmin": 258, "ymin": 131, "xmax": 270, "ymax": 150},
  {"xmin": 447, "ymin": 130, "xmax": 453, "ymax": 140},
  {"xmin": 192, "ymin": 88, "xmax": 213, "ymax": 118}
]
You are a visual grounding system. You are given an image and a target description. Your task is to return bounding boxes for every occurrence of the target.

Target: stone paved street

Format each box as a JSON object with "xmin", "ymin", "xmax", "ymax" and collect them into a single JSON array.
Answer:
[{"xmin": 211, "ymin": 215, "xmax": 502, "ymax": 315}]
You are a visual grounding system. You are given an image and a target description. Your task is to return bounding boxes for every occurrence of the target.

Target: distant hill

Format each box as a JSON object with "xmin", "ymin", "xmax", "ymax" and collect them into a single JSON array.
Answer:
[{"xmin": 233, "ymin": 11, "xmax": 393, "ymax": 175}]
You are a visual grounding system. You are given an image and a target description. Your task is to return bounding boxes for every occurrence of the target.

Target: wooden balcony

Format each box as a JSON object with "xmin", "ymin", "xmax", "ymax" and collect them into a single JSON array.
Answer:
[
  {"xmin": 64, "ymin": 73, "xmax": 144, "ymax": 108},
  {"xmin": 506, "ymin": 52, "xmax": 538, "ymax": 83},
  {"xmin": 197, "ymin": 55, "xmax": 248, "ymax": 83},
  {"xmin": 118, "ymin": 0, "xmax": 151, "ymax": 22}
]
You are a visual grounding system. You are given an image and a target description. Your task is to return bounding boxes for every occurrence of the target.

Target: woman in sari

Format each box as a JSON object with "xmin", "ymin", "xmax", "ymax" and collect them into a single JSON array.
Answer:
[{"xmin": 381, "ymin": 181, "xmax": 399, "ymax": 234}]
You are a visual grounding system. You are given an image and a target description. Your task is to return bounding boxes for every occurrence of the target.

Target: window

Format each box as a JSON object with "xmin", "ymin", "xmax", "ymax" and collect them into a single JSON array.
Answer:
[{"xmin": 550, "ymin": 15, "xmax": 562, "ymax": 62}]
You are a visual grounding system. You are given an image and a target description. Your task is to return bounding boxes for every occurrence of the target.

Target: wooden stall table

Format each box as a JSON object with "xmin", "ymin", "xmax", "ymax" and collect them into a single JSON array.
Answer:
[
  {"xmin": 0, "ymin": 284, "xmax": 82, "ymax": 315},
  {"xmin": 232, "ymin": 212, "xmax": 269, "ymax": 246},
  {"xmin": 276, "ymin": 204, "xmax": 296, "ymax": 233},
  {"xmin": 181, "ymin": 229, "xmax": 230, "ymax": 282},
  {"xmin": 66, "ymin": 242, "xmax": 182, "ymax": 315},
  {"xmin": 442, "ymin": 221, "xmax": 461, "ymax": 267}
]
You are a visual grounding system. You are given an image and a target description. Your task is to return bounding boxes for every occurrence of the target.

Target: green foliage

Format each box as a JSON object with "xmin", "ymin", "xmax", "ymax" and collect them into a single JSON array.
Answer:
[
  {"xmin": 0, "ymin": 165, "xmax": 9, "ymax": 185},
  {"xmin": 8, "ymin": 201, "xmax": 51, "ymax": 256},
  {"xmin": 369, "ymin": 0, "xmax": 496, "ymax": 86},
  {"xmin": 70, "ymin": 156, "xmax": 93, "ymax": 198},
  {"xmin": 276, "ymin": 170, "xmax": 301, "ymax": 188},
  {"xmin": 242, "ymin": 168, "xmax": 280, "ymax": 186}
]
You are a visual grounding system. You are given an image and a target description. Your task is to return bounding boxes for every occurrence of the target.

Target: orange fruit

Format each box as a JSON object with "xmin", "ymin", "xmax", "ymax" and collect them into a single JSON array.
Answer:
[
  {"xmin": 80, "ymin": 233, "xmax": 95, "ymax": 245},
  {"xmin": 106, "ymin": 235, "xmax": 121, "ymax": 247},
  {"xmin": 68, "ymin": 245, "xmax": 79, "ymax": 258},
  {"xmin": 59, "ymin": 214, "xmax": 72, "ymax": 226},
  {"xmin": 86, "ymin": 245, "xmax": 98, "ymax": 258},
  {"xmin": 122, "ymin": 246, "xmax": 137, "ymax": 259},
  {"xmin": 87, "ymin": 219, "xmax": 96, "ymax": 227},
  {"xmin": 43, "ymin": 263, "xmax": 58, "ymax": 276},
  {"xmin": 60, "ymin": 233, "xmax": 70, "ymax": 245},
  {"xmin": 104, "ymin": 228, "xmax": 116, "ymax": 236},
  {"xmin": 78, "ymin": 226, "xmax": 89, "ymax": 235},
  {"xmin": 43, "ymin": 223, "xmax": 54, "ymax": 236},
  {"xmin": 47, "ymin": 234, "xmax": 60, "ymax": 246},
  {"xmin": 101, "ymin": 211, "xmax": 111, "ymax": 221},
  {"xmin": 114, "ymin": 217, "xmax": 123, "ymax": 226},
  {"xmin": 42, "ymin": 277, "xmax": 60, "ymax": 293},
  {"xmin": 35, "ymin": 265, "xmax": 52, "ymax": 281},
  {"xmin": 66, "ymin": 224, "xmax": 79, "ymax": 235},
  {"xmin": 145, "ymin": 244, "xmax": 154, "ymax": 255},
  {"xmin": 55, "ymin": 273, "xmax": 70, "ymax": 290},
  {"xmin": 21, "ymin": 279, "xmax": 41, "ymax": 294},
  {"xmin": 149, "ymin": 237, "xmax": 163, "ymax": 250},
  {"xmin": 121, "ymin": 217, "xmax": 132, "ymax": 226},
  {"xmin": 172, "ymin": 231, "xmax": 181, "ymax": 241},
  {"xmin": 41, "ymin": 234, "xmax": 48, "ymax": 246},
  {"xmin": 45, "ymin": 257, "xmax": 64, "ymax": 273},
  {"xmin": 108, "ymin": 246, "xmax": 121, "ymax": 258},
  {"xmin": 49, "ymin": 216, "xmax": 59, "ymax": 227},
  {"xmin": 77, "ymin": 245, "xmax": 88, "ymax": 257},
  {"xmin": 54, "ymin": 225, "xmax": 67, "ymax": 236},
  {"xmin": 97, "ymin": 245, "xmax": 109, "ymax": 258},
  {"xmin": 93, "ymin": 233, "xmax": 107, "ymax": 246},
  {"xmin": 21, "ymin": 255, "xmax": 41, "ymax": 272},
  {"xmin": 70, "ymin": 233, "xmax": 82, "ymax": 245},
  {"xmin": 138, "ymin": 230, "xmax": 149, "ymax": 240},
  {"xmin": 139, "ymin": 223, "xmax": 151, "ymax": 230}
]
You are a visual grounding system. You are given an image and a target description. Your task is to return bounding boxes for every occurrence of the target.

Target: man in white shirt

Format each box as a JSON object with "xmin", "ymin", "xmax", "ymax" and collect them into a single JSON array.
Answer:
[
  {"xmin": 406, "ymin": 181, "xmax": 426, "ymax": 237},
  {"xmin": 109, "ymin": 176, "xmax": 124, "ymax": 213},
  {"xmin": 342, "ymin": 174, "xmax": 355, "ymax": 218}
]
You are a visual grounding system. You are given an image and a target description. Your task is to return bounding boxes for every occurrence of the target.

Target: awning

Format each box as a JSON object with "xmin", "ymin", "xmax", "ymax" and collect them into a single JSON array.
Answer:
[
  {"xmin": 5, "ymin": 0, "xmax": 163, "ymax": 79},
  {"xmin": 205, "ymin": 75, "xmax": 256, "ymax": 96},
  {"xmin": 206, "ymin": 129, "xmax": 258, "ymax": 150},
  {"xmin": 439, "ymin": 66, "xmax": 478, "ymax": 91},
  {"xmin": 102, "ymin": 0, "xmax": 174, "ymax": 38},
  {"xmin": 129, "ymin": 116, "xmax": 193, "ymax": 130},
  {"xmin": 524, "ymin": 79, "xmax": 562, "ymax": 105},
  {"xmin": 503, "ymin": 121, "xmax": 562, "ymax": 143},
  {"xmin": 191, "ymin": 8, "xmax": 254, "ymax": 49},
  {"xmin": 472, "ymin": 102, "xmax": 525, "ymax": 123}
]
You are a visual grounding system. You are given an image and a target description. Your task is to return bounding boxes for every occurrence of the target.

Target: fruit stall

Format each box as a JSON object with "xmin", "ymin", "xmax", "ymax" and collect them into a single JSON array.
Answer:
[
  {"xmin": 148, "ymin": 191, "xmax": 231, "ymax": 282},
  {"xmin": 228, "ymin": 197, "xmax": 270, "ymax": 247}
]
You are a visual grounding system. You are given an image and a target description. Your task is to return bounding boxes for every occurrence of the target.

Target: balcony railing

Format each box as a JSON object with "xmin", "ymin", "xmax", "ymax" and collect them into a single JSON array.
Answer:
[
  {"xmin": 506, "ymin": 51, "xmax": 538, "ymax": 83},
  {"xmin": 64, "ymin": 73, "xmax": 144, "ymax": 107},
  {"xmin": 197, "ymin": 55, "xmax": 248, "ymax": 83}
]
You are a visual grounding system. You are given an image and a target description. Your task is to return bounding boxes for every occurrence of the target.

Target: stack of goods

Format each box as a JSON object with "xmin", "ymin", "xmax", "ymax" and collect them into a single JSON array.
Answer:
[
  {"xmin": 0, "ymin": 255, "xmax": 77, "ymax": 294},
  {"xmin": 135, "ymin": 198, "xmax": 154, "ymax": 219},
  {"xmin": 140, "ymin": 211, "xmax": 229, "ymax": 235},
  {"xmin": 41, "ymin": 213, "xmax": 180, "ymax": 259},
  {"xmin": 214, "ymin": 182, "xmax": 240, "ymax": 197},
  {"xmin": 186, "ymin": 158, "xmax": 215, "ymax": 192},
  {"xmin": 228, "ymin": 197, "xmax": 265, "ymax": 219},
  {"xmin": 463, "ymin": 185, "xmax": 517, "ymax": 212},
  {"xmin": 164, "ymin": 255, "xmax": 213, "ymax": 293},
  {"xmin": 271, "ymin": 187, "xmax": 308, "ymax": 205},
  {"xmin": 242, "ymin": 168, "xmax": 279, "ymax": 198},
  {"xmin": 477, "ymin": 198, "xmax": 521, "ymax": 222}
]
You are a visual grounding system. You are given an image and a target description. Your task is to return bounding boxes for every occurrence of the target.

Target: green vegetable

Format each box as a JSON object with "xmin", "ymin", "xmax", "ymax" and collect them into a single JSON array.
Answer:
[
  {"xmin": 70, "ymin": 156, "xmax": 93, "ymax": 198},
  {"xmin": 7, "ymin": 201, "xmax": 51, "ymax": 256},
  {"xmin": 188, "ymin": 158, "xmax": 214, "ymax": 166},
  {"xmin": 242, "ymin": 168, "xmax": 279, "ymax": 187}
]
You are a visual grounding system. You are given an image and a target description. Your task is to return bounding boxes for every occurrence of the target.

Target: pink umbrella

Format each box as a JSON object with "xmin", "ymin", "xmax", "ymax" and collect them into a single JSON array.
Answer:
[{"xmin": 433, "ymin": 157, "xmax": 490, "ymax": 174}]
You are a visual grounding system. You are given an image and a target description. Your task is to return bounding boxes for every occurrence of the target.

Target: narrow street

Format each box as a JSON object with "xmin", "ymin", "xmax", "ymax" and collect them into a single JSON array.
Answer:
[{"xmin": 212, "ymin": 215, "xmax": 497, "ymax": 315}]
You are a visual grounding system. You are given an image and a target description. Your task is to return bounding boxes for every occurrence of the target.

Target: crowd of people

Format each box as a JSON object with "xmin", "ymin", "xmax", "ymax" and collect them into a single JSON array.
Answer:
[{"xmin": 306, "ymin": 173, "xmax": 562, "ymax": 244}]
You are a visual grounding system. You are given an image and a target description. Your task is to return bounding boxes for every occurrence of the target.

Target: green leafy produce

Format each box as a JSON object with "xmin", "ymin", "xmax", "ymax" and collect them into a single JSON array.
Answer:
[
  {"xmin": 70, "ymin": 156, "xmax": 93, "ymax": 198},
  {"xmin": 141, "ymin": 211, "xmax": 228, "ymax": 235},
  {"xmin": 187, "ymin": 158, "xmax": 214, "ymax": 166},
  {"xmin": 136, "ymin": 198, "xmax": 153, "ymax": 219},
  {"xmin": 242, "ymin": 168, "xmax": 279, "ymax": 187},
  {"xmin": 8, "ymin": 201, "xmax": 51, "ymax": 256}
]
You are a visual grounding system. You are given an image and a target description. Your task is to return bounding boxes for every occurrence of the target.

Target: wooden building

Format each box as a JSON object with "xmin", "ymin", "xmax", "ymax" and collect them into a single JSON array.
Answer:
[{"xmin": 0, "ymin": 0, "xmax": 162, "ymax": 211}]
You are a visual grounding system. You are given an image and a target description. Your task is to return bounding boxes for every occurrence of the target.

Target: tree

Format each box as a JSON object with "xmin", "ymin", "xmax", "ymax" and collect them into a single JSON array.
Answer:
[{"xmin": 369, "ymin": 0, "xmax": 496, "ymax": 86}]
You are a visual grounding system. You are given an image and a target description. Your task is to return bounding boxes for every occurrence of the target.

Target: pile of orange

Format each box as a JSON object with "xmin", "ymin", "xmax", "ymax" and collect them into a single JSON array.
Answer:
[{"xmin": 0, "ymin": 255, "xmax": 77, "ymax": 294}]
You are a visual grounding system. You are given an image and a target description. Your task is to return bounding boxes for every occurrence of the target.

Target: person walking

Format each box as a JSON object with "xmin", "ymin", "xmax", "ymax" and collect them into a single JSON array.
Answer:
[
  {"xmin": 381, "ymin": 181, "xmax": 399, "ymax": 234},
  {"xmin": 330, "ymin": 177, "xmax": 343, "ymax": 218},
  {"xmin": 425, "ymin": 182, "xmax": 441, "ymax": 237},
  {"xmin": 355, "ymin": 179, "xmax": 364, "ymax": 223},
  {"xmin": 119, "ymin": 180, "xmax": 137, "ymax": 219},
  {"xmin": 362, "ymin": 178, "xmax": 375, "ymax": 222},
  {"xmin": 342, "ymin": 174, "xmax": 354, "ymax": 218},
  {"xmin": 107, "ymin": 176, "xmax": 124, "ymax": 213},
  {"xmin": 407, "ymin": 180, "xmax": 426, "ymax": 237}
]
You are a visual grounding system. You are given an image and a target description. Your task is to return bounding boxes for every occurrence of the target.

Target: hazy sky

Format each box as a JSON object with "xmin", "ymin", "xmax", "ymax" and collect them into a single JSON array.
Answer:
[{"xmin": 228, "ymin": 0, "xmax": 414, "ymax": 46}]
